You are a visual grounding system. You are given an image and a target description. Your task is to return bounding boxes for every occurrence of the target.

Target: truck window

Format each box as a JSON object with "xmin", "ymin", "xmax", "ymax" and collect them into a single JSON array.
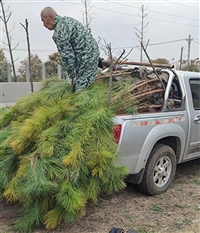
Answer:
[
  {"xmin": 190, "ymin": 79, "xmax": 200, "ymax": 110},
  {"xmin": 167, "ymin": 76, "xmax": 182, "ymax": 110}
]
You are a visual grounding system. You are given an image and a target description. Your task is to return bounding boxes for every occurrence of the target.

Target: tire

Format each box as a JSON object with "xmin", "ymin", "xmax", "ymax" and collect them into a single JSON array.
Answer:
[{"xmin": 137, "ymin": 143, "xmax": 177, "ymax": 196}]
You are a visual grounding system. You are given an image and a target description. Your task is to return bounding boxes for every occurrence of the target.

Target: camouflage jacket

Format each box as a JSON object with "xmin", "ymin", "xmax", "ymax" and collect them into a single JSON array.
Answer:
[{"xmin": 52, "ymin": 15, "xmax": 99, "ymax": 80}]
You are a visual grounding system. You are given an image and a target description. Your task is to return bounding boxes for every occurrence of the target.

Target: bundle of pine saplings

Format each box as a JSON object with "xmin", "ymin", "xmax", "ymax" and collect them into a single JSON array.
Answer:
[
  {"xmin": 0, "ymin": 79, "xmax": 128, "ymax": 233},
  {"xmin": 0, "ymin": 70, "xmax": 165, "ymax": 232}
]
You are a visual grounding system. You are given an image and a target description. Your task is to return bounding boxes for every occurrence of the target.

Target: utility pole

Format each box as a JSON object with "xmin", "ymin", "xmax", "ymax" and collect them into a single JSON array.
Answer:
[
  {"xmin": 185, "ymin": 35, "xmax": 193, "ymax": 65},
  {"xmin": 179, "ymin": 46, "xmax": 183, "ymax": 70}
]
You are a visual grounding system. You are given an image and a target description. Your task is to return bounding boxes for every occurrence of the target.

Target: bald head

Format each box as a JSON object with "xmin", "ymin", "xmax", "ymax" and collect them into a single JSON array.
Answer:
[
  {"xmin": 41, "ymin": 7, "xmax": 57, "ymax": 31},
  {"xmin": 41, "ymin": 7, "xmax": 57, "ymax": 18}
]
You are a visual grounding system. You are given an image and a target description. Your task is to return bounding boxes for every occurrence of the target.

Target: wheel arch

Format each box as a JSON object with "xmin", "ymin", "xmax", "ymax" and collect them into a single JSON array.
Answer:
[
  {"xmin": 134, "ymin": 124, "xmax": 186, "ymax": 174},
  {"xmin": 155, "ymin": 136, "xmax": 181, "ymax": 163}
]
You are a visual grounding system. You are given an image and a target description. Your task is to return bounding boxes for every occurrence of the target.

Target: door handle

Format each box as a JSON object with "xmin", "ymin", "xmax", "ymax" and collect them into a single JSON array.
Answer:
[{"xmin": 194, "ymin": 115, "xmax": 200, "ymax": 123}]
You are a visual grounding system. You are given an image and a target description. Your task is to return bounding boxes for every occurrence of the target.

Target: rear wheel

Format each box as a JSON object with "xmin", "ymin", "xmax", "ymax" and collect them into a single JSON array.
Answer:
[{"xmin": 137, "ymin": 143, "xmax": 177, "ymax": 195}]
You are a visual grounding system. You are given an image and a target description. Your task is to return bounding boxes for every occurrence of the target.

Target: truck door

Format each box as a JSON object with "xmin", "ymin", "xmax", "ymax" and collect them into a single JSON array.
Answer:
[{"xmin": 187, "ymin": 79, "xmax": 200, "ymax": 157}]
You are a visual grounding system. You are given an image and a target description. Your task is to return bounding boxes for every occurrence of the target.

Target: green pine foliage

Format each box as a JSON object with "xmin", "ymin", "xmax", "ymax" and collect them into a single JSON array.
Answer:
[
  {"xmin": 111, "ymin": 77, "xmax": 138, "ymax": 114},
  {"xmin": 0, "ymin": 79, "xmax": 128, "ymax": 232}
]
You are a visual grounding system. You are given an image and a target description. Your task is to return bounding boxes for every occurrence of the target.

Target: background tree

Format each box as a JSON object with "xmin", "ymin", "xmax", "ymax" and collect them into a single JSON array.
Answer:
[
  {"xmin": 0, "ymin": 0, "xmax": 18, "ymax": 81},
  {"xmin": 18, "ymin": 54, "xmax": 42, "ymax": 82},
  {"xmin": 45, "ymin": 52, "xmax": 67, "ymax": 79},
  {"xmin": 20, "ymin": 19, "xmax": 34, "ymax": 92},
  {"xmin": 151, "ymin": 58, "xmax": 169, "ymax": 64},
  {"xmin": 0, "ymin": 49, "xmax": 8, "ymax": 82},
  {"xmin": 135, "ymin": 5, "xmax": 149, "ymax": 62},
  {"xmin": 81, "ymin": 0, "xmax": 94, "ymax": 32},
  {"xmin": 182, "ymin": 59, "xmax": 199, "ymax": 72}
]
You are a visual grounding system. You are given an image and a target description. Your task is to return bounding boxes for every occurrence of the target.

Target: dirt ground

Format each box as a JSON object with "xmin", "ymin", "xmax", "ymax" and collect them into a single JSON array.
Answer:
[{"xmin": 0, "ymin": 158, "xmax": 200, "ymax": 233}]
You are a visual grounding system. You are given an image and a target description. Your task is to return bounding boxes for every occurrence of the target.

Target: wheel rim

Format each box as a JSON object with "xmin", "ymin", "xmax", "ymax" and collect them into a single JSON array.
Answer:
[{"xmin": 153, "ymin": 155, "xmax": 172, "ymax": 188}]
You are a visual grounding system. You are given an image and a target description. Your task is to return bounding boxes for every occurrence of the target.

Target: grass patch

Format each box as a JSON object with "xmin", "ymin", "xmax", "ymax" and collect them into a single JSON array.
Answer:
[
  {"xmin": 176, "ymin": 188, "xmax": 183, "ymax": 192},
  {"xmin": 189, "ymin": 191, "xmax": 194, "ymax": 196},
  {"xmin": 175, "ymin": 203, "xmax": 183, "ymax": 208},
  {"xmin": 122, "ymin": 212, "xmax": 134, "ymax": 220},
  {"xmin": 150, "ymin": 204, "xmax": 162, "ymax": 212},
  {"xmin": 153, "ymin": 195, "xmax": 163, "ymax": 200},
  {"xmin": 174, "ymin": 222, "xmax": 182, "ymax": 230},
  {"xmin": 194, "ymin": 179, "xmax": 200, "ymax": 185},
  {"xmin": 174, "ymin": 179, "xmax": 184, "ymax": 185},
  {"xmin": 182, "ymin": 218, "xmax": 192, "ymax": 225},
  {"xmin": 194, "ymin": 206, "xmax": 200, "ymax": 211},
  {"xmin": 137, "ymin": 224, "xmax": 157, "ymax": 233},
  {"xmin": 187, "ymin": 171, "xmax": 197, "ymax": 178}
]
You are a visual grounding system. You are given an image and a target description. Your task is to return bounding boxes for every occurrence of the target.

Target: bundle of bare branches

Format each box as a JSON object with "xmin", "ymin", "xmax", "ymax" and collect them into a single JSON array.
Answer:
[{"xmin": 96, "ymin": 66, "xmax": 169, "ymax": 114}]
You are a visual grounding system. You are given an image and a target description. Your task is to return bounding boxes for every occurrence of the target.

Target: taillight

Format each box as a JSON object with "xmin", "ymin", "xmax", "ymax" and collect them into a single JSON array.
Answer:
[{"xmin": 112, "ymin": 124, "xmax": 122, "ymax": 144}]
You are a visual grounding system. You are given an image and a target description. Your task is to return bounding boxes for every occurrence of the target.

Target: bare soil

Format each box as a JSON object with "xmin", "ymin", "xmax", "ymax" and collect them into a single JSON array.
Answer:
[{"xmin": 1, "ymin": 158, "xmax": 200, "ymax": 233}]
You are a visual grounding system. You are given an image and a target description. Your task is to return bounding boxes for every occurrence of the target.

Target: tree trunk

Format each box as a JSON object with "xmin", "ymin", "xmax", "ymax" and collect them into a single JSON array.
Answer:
[{"xmin": 0, "ymin": 1, "xmax": 17, "ymax": 81}]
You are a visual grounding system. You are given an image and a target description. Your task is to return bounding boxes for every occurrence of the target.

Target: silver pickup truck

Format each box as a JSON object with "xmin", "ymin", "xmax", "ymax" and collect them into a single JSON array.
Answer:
[{"xmin": 113, "ymin": 69, "xmax": 200, "ymax": 196}]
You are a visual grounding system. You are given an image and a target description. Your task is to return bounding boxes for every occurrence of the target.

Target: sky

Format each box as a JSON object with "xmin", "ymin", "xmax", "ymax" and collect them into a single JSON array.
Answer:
[{"xmin": 0, "ymin": 0, "xmax": 199, "ymax": 70}]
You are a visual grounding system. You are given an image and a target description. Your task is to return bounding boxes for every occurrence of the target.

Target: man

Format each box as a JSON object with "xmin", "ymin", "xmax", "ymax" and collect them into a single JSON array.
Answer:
[{"xmin": 41, "ymin": 7, "xmax": 100, "ymax": 92}]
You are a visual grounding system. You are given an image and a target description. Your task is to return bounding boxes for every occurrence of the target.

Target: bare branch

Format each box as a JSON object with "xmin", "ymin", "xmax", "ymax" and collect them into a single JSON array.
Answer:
[
  {"xmin": 11, "ymin": 42, "xmax": 19, "ymax": 50},
  {"xmin": 97, "ymin": 36, "xmax": 101, "ymax": 44},
  {"xmin": 9, "ymin": 35, "xmax": 12, "ymax": 42},
  {"xmin": 113, "ymin": 49, "xmax": 125, "ymax": 66},
  {"xmin": 119, "ymin": 48, "xmax": 134, "ymax": 64},
  {"xmin": 5, "ymin": 12, "xmax": 11, "ymax": 23},
  {"xmin": 135, "ymin": 31, "xmax": 141, "ymax": 39},
  {"xmin": 145, "ymin": 39, "xmax": 150, "ymax": 50},
  {"xmin": 100, "ymin": 39, "xmax": 109, "ymax": 56},
  {"xmin": 14, "ymin": 57, "xmax": 19, "ymax": 62},
  {"xmin": 4, "ymin": 5, "xmax": 10, "ymax": 14},
  {"xmin": 140, "ymin": 42, "xmax": 165, "ymax": 89},
  {"xmin": 20, "ymin": 22, "xmax": 26, "ymax": 30},
  {"xmin": 143, "ymin": 22, "xmax": 149, "ymax": 30},
  {"xmin": 1, "ymin": 40, "xmax": 8, "ymax": 46},
  {"xmin": 8, "ymin": 22, "xmax": 15, "ymax": 34},
  {"xmin": 106, "ymin": 42, "xmax": 114, "ymax": 107}
]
